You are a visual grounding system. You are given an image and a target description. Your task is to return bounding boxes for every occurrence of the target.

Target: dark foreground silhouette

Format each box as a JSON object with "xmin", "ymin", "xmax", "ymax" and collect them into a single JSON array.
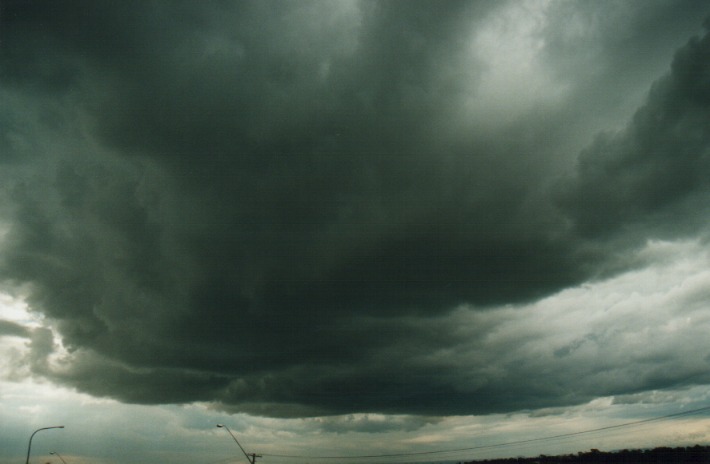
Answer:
[{"xmin": 463, "ymin": 445, "xmax": 710, "ymax": 464}]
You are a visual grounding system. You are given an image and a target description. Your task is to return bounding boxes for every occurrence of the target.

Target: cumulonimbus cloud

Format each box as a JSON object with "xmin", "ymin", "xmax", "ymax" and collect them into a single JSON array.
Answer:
[{"xmin": 1, "ymin": 1, "xmax": 709, "ymax": 418}]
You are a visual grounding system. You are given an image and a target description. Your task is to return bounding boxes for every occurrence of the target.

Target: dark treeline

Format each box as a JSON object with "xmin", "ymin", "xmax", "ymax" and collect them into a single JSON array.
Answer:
[{"xmin": 463, "ymin": 445, "xmax": 710, "ymax": 464}]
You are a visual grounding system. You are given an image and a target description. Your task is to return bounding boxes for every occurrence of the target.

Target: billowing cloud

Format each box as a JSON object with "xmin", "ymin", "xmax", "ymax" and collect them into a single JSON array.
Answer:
[
  {"xmin": 1, "ymin": 0, "xmax": 710, "ymax": 420},
  {"xmin": 557, "ymin": 17, "xmax": 710, "ymax": 241}
]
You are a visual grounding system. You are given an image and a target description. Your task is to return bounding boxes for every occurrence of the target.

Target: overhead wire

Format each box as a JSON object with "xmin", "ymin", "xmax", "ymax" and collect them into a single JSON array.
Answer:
[{"xmin": 258, "ymin": 404, "xmax": 710, "ymax": 460}]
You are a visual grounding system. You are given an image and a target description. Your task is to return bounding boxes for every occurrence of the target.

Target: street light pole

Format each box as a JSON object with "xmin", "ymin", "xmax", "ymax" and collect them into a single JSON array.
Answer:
[
  {"xmin": 216, "ymin": 424, "xmax": 262, "ymax": 464},
  {"xmin": 25, "ymin": 426, "xmax": 64, "ymax": 464},
  {"xmin": 50, "ymin": 452, "xmax": 68, "ymax": 464}
]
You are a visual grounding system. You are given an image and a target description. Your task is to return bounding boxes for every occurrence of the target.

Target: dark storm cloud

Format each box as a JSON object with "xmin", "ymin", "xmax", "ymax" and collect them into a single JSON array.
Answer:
[
  {"xmin": 2, "ymin": 0, "xmax": 710, "ymax": 418},
  {"xmin": 557, "ymin": 19, "xmax": 710, "ymax": 239},
  {"xmin": 0, "ymin": 319, "xmax": 29, "ymax": 338}
]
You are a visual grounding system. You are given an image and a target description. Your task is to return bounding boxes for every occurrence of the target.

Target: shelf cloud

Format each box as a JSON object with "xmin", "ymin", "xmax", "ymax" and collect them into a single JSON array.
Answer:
[{"xmin": 1, "ymin": 0, "xmax": 710, "ymax": 419}]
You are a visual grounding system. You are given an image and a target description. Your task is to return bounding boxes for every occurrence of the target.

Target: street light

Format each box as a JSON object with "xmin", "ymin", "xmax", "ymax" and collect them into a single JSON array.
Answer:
[
  {"xmin": 25, "ymin": 426, "xmax": 64, "ymax": 464},
  {"xmin": 50, "ymin": 452, "xmax": 68, "ymax": 464},
  {"xmin": 216, "ymin": 424, "xmax": 262, "ymax": 464}
]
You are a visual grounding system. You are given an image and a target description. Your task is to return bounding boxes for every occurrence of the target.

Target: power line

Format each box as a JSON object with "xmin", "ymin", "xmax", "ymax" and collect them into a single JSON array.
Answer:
[{"xmin": 260, "ymin": 404, "xmax": 710, "ymax": 460}]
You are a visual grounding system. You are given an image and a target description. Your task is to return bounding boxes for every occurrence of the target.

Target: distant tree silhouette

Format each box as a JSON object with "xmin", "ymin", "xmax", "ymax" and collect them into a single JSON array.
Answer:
[{"xmin": 463, "ymin": 445, "xmax": 710, "ymax": 464}]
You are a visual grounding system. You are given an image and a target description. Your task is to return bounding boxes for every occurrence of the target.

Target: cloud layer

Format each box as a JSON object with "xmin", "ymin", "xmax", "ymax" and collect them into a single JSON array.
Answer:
[{"xmin": 1, "ymin": 0, "xmax": 710, "ymax": 418}]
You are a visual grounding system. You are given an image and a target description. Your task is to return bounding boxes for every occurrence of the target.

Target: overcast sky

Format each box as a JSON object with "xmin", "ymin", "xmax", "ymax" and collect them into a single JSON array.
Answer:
[{"xmin": 3, "ymin": 1, "xmax": 710, "ymax": 463}]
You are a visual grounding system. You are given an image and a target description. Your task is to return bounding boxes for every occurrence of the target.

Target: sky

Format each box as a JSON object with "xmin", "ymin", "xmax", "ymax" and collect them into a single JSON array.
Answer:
[{"xmin": 2, "ymin": 0, "xmax": 710, "ymax": 463}]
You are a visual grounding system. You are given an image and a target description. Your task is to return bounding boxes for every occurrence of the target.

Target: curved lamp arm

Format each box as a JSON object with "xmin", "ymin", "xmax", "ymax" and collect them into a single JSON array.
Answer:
[
  {"xmin": 50, "ymin": 451, "xmax": 68, "ymax": 464},
  {"xmin": 26, "ymin": 426, "xmax": 64, "ymax": 464},
  {"xmin": 216, "ymin": 424, "xmax": 261, "ymax": 464}
]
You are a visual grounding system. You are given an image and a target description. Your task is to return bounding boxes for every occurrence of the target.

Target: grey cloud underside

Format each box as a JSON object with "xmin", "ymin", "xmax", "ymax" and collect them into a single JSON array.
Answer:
[
  {"xmin": 0, "ymin": 319, "xmax": 29, "ymax": 338},
  {"xmin": 1, "ymin": 1, "xmax": 710, "ymax": 417}
]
